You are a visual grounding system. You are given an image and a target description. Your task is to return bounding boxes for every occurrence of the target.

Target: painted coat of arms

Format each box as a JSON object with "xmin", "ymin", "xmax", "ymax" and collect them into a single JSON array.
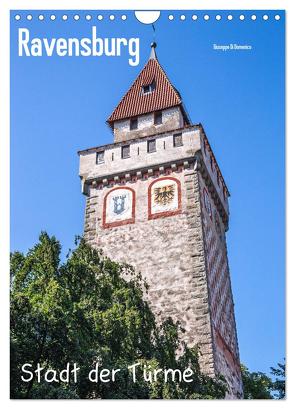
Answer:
[
  {"xmin": 113, "ymin": 194, "xmax": 127, "ymax": 215},
  {"xmin": 150, "ymin": 179, "xmax": 179, "ymax": 215},
  {"xmin": 105, "ymin": 188, "xmax": 133, "ymax": 225},
  {"xmin": 154, "ymin": 185, "xmax": 175, "ymax": 206}
]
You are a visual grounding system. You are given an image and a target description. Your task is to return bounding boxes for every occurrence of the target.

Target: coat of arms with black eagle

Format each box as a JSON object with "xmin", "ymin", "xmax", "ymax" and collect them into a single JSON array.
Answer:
[{"xmin": 153, "ymin": 184, "xmax": 175, "ymax": 206}]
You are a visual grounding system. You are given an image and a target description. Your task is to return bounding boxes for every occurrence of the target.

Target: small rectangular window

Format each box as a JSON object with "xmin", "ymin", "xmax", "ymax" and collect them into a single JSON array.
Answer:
[
  {"xmin": 154, "ymin": 111, "xmax": 162, "ymax": 125},
  {"xmin": 143, "ymin": 85, "xmax": 150, "ymax": 94},
  {"xmin": 130, "ymin": 117, "xmax": 138, "ymax": 130},
  {"xmin": 142, "ymin": 80, "xmax": 156, "ymax": 94},
  {"xmin": 96, "ymin": 151, "xmax": 104, "ymax": 164},
  {"xmin": 147, "ymin": 139, "xmax": 156, "ymax": 153},
  {"xmin": 121, "ymin": 145, "xmax": 130, "ymax": 159},
  {"xmin": 173, "ymin": 133, "xmax": 183, "ymax": 147}
]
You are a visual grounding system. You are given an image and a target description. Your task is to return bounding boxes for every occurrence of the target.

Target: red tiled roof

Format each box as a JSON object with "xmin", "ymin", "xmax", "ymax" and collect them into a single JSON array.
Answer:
[{"xmin": 107, "ymin": 57, "xmax": 183, "ymax": 123}]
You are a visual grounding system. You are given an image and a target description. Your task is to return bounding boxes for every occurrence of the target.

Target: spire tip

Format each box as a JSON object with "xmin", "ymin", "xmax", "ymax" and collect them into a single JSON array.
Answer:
[{"xmin": 150, "ymin": 42, "xmax": 157, "ymax": 59}]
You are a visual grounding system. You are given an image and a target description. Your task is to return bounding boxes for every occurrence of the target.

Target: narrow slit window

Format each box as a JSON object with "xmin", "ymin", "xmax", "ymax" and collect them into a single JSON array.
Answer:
[
  {"xmin": 217, "ymin": 173, "xmax": 220, "ymax": 186},
  {"xmin": 210, "ymin": 156, "xmax": 214, "ymax": 171},
  {"xmin": 203, "ymin": 139, "xmax": 207, "ymax": 155}
]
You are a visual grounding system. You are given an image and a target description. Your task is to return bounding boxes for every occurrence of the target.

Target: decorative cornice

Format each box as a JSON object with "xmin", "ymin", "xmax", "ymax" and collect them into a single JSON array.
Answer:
[
  {"xmin": 83, "ymin": 157, "xmax": 193, "ymax": 185},
  {"xmin": 81, "ymin": 158, "xmax": 192, "ymax": 196},
  {"xmin": 81, "ymin": 151, "xmax": 229, "ymax": 228}
]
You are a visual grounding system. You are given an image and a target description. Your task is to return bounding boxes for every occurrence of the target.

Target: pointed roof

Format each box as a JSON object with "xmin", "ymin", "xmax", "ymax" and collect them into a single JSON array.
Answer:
[{"xmin": 107, "ymin": 43, "xmax": 189, "ymax": 125}]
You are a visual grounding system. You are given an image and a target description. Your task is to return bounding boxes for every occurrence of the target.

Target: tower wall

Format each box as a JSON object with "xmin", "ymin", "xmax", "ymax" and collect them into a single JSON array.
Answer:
[
  {"xmin": 79, "ymin": 126, "xmax": 201, "ymax": 185},
  {"xmin": 198, "ymin": 172, "xmax": 243, "ymax": 397},
  {"xmin": 113, "ymin": 106, "xmax": 184, "ymax": 142},
  {"xmin": 80, "ymin": 129, "xmax": 243, "ymax": 397},
  {"xmin": 83, "ymin": 167, "xmax": 216, "ymax": 376}
]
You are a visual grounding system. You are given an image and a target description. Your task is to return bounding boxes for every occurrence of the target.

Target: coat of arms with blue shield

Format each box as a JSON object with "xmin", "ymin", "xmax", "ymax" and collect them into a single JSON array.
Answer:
[{"xmin": 112, "ymin": 194, "xmax": 127, "ymax": 215}]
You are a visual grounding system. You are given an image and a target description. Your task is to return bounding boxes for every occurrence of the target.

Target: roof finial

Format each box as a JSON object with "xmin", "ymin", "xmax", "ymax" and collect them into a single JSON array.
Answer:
[
  {"xmin": 150, "ymin": 40, "xmax": 157, "ymax": 59},
  {"xmin": 149, "ymin": 23, "xmax": 157, "ymax": 59}
]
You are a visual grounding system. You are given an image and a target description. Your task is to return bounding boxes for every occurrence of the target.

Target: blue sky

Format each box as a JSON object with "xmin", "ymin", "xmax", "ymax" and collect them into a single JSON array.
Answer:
[{"xmin": 10, "ymin": 10, "xmax": 285, "ymax": 376}]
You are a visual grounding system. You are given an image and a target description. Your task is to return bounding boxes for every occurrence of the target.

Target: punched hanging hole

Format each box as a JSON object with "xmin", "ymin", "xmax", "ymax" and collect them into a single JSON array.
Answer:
[{"xmin": 135, "ymin": 11, "xmax": 160, "ymax": 24}]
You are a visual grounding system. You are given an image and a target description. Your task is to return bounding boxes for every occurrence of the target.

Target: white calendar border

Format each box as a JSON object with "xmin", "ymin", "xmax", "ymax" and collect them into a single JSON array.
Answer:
[{"xmin": 0, "ymin": 1, "xmax": 292, "ymax": 408}]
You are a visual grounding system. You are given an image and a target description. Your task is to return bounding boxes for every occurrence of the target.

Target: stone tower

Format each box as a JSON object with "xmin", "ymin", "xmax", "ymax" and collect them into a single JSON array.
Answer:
[{"xmin": 78, "ymin": 43, "xmax": 243, "ymax": 398}]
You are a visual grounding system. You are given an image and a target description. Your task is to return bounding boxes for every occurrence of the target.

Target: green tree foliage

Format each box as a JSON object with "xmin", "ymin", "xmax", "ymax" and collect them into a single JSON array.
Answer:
[
  {"xmin": 270, "ymin": 361, "xmax": 285, "ymax": 399},
  {"xmin": 241, "ymin": 361, "xmax": 285, "ymax": 399},
  {"xmin": 10, "ymin": 232, "xmax": 227, "ymax": 399},
  {"xmin": 241, "ymin": 364, "xmax": 273, "ymax": 399}
]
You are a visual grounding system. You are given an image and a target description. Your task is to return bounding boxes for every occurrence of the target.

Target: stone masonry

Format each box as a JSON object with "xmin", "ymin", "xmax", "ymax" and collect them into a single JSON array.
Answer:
[{"xmin": 83, "ymin": 166, "xmax": 215, "ymax": 375}]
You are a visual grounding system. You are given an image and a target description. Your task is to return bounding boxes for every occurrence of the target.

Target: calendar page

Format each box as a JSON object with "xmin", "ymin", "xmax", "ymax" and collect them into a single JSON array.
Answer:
[{"xmin": 7, "ymin": 4, "xmax": 285, "ymax": 402}]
